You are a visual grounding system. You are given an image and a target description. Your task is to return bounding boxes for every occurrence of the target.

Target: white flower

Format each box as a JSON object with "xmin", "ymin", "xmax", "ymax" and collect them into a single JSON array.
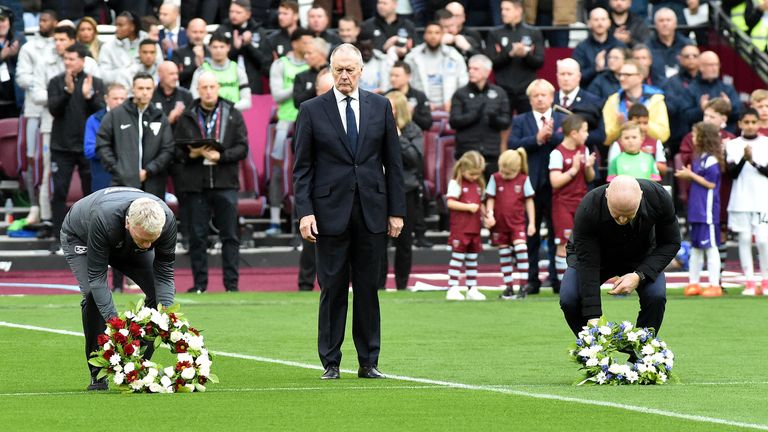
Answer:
[
  {"xmin": 637, "ymin": 363, "xmax": 649, "ymax": 373},
  {"xmin": 195, "ymin": 353, "xmax": 211, "ymax": 367},
  {"xmin": 596, "ymin": 372, "xmax": 607, "ymax": 384},
  {"xmin": 136, "ymin": 307, "xmax": 152, "ymax": 321},
  {"xmin": 666, "ymin": 350, "xmax": 675, "ymax": 359},
  {"xmin": 148, "ymin": 382, "xmax": 164, "ymax": 393},
  {"xmin": 132, "ymin": 347, "xmax": 142, "ymax": 357},
  {"xmin": 583, "ymin": 335, "xmax": 594, "ymax": 345},
  {"xmin": 622, "ymin": 321, "xmax": 633, "ymax": 332},
  {"xmin": 170, "ymin": 331, "xmax": 183, "ymax": 343},
  {"xmin": 105, "ymin": 327, "xmax": 114, "ymax": 336},
  {"xmin": 651, "ymin": 339, "xmax": 661, "ymax": 348},
  {"xmin": 143, "ymin": 360, "xmax": 157, "ymax": 368},
  {"xmin": 146, "ymin": 367, "xmax": 159, "ymax": 379},
  {"xmin": 161, "ymin": 375, "xmax": 172, "ymax": 388},
  {"xmin": 109, "ymin": 353, "xmax": 122, "ymax": 366},
  {"xmin": 652, "ymin": 353, "xmax": 665, "ymax": 363},
  {"xmin": 600, "ymin": 356, "xmax": 610, "ymax": 366},
  {"xmin": 586, "ymin": 358, "xmax": 598, "ymax": 367},
  {"xmin": 665, "ymin": 358, "xmax": 675, "ymax": 368},
  {"xmin": 118, "ymin": 329, "xmax": 129, "ymax": 337},
  {"xmin": 150, "ymin": 310, "xmax": 169, "ymax": 331},
  {"xmin": 641, "ymin": 345, "xmax": 655, "ymax": 356},
  {"xmin": 177, "ymin": 353, "xmax": 194, "ymax": 363},
  {"xmin": 130, "ymin": 380, "xmax": 144, "ymax": 390},
  {"xmin": 608, "ymin": 363, "xmax": 623, "ymax": 374},
  {"xmin": 174, "ymin": 319, "xmax": 184, "ymax": 328},
  {"xmin": 103, "ymin": 341, "xmax": 113, "ymax": 351},
  {"xmin": 198, "ymin": 365, "xmax": 210, "ymax": 377},
  {"xmin": 113, "ymin": 364, "xmax": 123, "ymax": 373},
  {"xmin": 626, "ymin": 371, "xmax": 639, "ymax": 383},
  {"xmin": 125, "ymin": 311, "xmax": 135, "ymax": 319},
  {"xmin": 181, "ymin": 367, "xmax": 196, "ymax": 380},
  {"xmin": 627, "ymin": 332, "xmax": 639, "ymax": 342},
  {"xmin": 578, "ymin": 329, "xmax": 590, "ymax": 339},
  {"xmin": 660, "ymin": 341, "xmax": 667, "ymax": 349},
  {"xmin": 659, "ymin": 372, "xmax": 668, "ymax": 383},
  {"xmin": 185, "ymin": 384, "xmax": 195, "ymax": 392},
  {"xmin": 164, "ymin": 366, "xmax": 175, "ymax": 377},
  {"xmin": 114, "ymin": 372, "xmax": 125, "ymax": 385},
  {"xmin": 187, "ymin": 335, "xmax": 204, "ymax": 351},
  {"xmin": 124, "ymin": 362, "xmax": 135, "ymax": 373},
  {"xmin": 599, "ymin": 326, "xmax": 612, "ymax": 336}
]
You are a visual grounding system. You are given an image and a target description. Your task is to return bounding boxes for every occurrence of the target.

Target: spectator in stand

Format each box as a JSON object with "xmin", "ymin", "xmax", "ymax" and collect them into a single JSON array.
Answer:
[
  {"xmin": 141, "ymin": 15, "xmax": 162, "ymax": 44},
  {"xmin": 157, "ymin": 1, "xmax": 186, "ymax": 61},
  {"xmin": 607, "ymin": 103, "xmax": 668, "ymax": 175},
  {"xmin": 649, "ymin": 7, "xmax": 693, "ymax": 79},
  {"xmin": 609, "ymin": 0, "xmax": 651, "ymax": 47},
  {"xmin": 361, "ymin": 0, "xmax": 416, "ymax": 59},
  {"xmin": 445, "ymin": 1, "xmax": 483, "ymax": 46},
  {"xmin": 84, "ymin": 83, "xmax": 128, "ymax": 192},
  {"xmin": 404, "ymin": 21, "xmax": 467, "ymax": 112},
  {"xmin": 175, "ymin": 71, "xmax": 250, "ymax": 293},
  {"xmin": 509, "ymin": 79, "xmax": 565, "ymax": 294},
  {"xmin": 356, "ymin": 29, "xmax": 393, "ymax": 93},
  {"xmin": 385, "ymin": 61, "xmax": 432, "ymax": 131},
  {"xmin": 0, "ymin": 6, "xmax": 21, "ymax": 119},
  {"xmin": 76, "ymin": 17, "xmax": 101, "ymax": 60},
  {"xmin": 688, "ymin": 51, "xmax": 742, "ymax": 132},
  {"xmin": 573, "ymin": 7, "xmax": 626, "ymax": 89},
  {"xmin": 127, "ymin": 39, "xmax": 160, "ymax": 84},
  {"xmin": 293, "ymin": 38, "xmax": 330, "ymax": 108},
  {"xmin": 523, "ymin": 0, "xmax": 576, "ymax": 48},
  {"xmin": 152, "ymin": 61, "xmax": 193, "ymax": 130},
  {"xmin": 662, "ymin": 43, "xmax": 700, "ymax": 154},
  {"xmin": 632, "ymin": 43, "xmax": 667, "ymax": 89},
  {"xmin": 451, "ymin": 54, "xmax": 511, "ymax": 178},
  {"xmin": 99, "ymin": 11, "xmax": 161, "ymax": 87},
  {"xmin": 555, "ymin": 58, "xmax": 606, "ymax": 154},
  {"xmin": 587, "ymin": 46, "xmax": 629, "ymax": 104},
  {"xmin": 338, "ymin": 15, "xmax": 361, "ymax": 43},
  {"xmin": 217, "ymin": 0, "xmax": 273, "ymax": 95},
  {"xmin": 265, "ymin": 28, "xmax": 311, "ymax": 236},
  {"xmin": 96, "ymin": 72, "xmax": 174, "ymax": 199},
  {"xmin": 679, "ymin": 98, "xmax": 735, "ymax": 166},
  {"xmin": 486, "ymin": 0, "xmax": 545, "ymax": 114},
  {"xmin": 190, "ymin": 32, "xmax": 252, "ymax": 111},
  {"xmin": 603, "ymin": 59, "xmax": 670, "ymax": 146},
  {"xmin": 48, "ymin": 43, "xmax": 105, "ymax": 241},
  {"xmin": 307, "ymin": 6, "xmax": 342, "ymax": 50},
  {"xmin": 172, "ymin": 18, "xmax": 208, "ymax": 90},
  {"xmin": 751, "ymin": 90, "xmax": 768, "ymax": 136},
  {"xmin": 607, "ymin": 121, "xmax": 662, "ymax": 181},
  {"xmin": 313, "ymin": 0, "xmax": 364, "ymax": 27},
  {"xmin": 436, "ymin": 8, "xmax": 483, "ymax": 62},
  {"xmin": 15, "ymin": 9, "xmax": 57, "ymax": 223},
  {"xmin": 269, "ymin": 0, "xmax": 300, "ymax": 58},
  {"xmin": 107, "ymin": 0, "xmax": 162, "ymax": 18}
]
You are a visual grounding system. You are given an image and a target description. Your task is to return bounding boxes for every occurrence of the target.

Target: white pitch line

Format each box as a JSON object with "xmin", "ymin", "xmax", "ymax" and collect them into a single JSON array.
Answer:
[{"xmin": 1, "ymin": 321, "xmax": 767, "ymax": 431}]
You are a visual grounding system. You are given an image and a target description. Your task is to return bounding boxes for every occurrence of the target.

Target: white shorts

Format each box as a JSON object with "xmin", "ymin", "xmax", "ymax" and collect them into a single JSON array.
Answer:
[{"xmin": 728, "ymin": 211, "xmax": 768, "ymax": 241}]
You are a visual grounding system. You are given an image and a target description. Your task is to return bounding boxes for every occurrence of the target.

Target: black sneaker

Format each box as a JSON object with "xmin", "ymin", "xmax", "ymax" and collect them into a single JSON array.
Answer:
[
  {"xmin": 36, "ymin": 221, "xmax": 54, "ymax": 239},
  {"xmin": 499, "ymin": 287, "xmax": 517, "ymax": 300},
  {"xmin": 517, "ymin": 285, "xmax": 531, "ymax": 299},
  {"xmin": 87, "ymin": 376, "xmax": 108, "ymax": 391},
  {"xmin": 186, "ymin": 286, "xmax": 206, "ymax": 294}
]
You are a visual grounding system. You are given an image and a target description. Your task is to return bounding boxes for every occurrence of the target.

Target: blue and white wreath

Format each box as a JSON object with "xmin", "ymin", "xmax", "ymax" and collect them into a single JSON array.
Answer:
[{"xmin": 569, "ymin": 319, "xmax": 675, "ymax": 385}]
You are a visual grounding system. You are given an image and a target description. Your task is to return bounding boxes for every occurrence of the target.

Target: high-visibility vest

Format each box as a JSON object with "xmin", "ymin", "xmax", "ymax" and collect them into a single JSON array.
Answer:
[
  {"xmin": 276, "ymin": 56, "xmax": 309, "ymax": 122},
  {"xmin": 201, "ymin": 61, "xmax": 241, "ymax": 104},
  {"xmin": 732, "ymin": 2, "xmax": 749, "ymax": 33},
  {"xmin": 751, "ymin": 17, "xmax": 768, "ymax": 51}
]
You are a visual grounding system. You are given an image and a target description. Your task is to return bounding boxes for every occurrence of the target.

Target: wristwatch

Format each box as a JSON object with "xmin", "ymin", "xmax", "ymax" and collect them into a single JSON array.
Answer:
[{"xmin": 634, "ymin": 271, "xmax": 646, "ymax": 283}]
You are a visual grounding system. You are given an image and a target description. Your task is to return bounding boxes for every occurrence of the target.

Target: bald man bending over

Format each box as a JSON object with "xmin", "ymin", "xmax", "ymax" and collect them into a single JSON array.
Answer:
[{"xmin": 559, "ymin": 175, "xmax": 681, "ymax": 336}]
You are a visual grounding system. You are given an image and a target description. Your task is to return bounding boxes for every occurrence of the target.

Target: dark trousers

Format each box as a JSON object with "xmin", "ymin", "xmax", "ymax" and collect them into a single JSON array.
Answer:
[
  {"xmin": 506, "ymin": 90, "xmax": 532, "ymax": 116},
  {"xmin": 316, "ymin": 192, "xmax": 387, "ymax": 368},
  {"xmin": 61, "ymin": 233, "xmax": 159, "ymax": 378},
  {"xmin": 186, "ymin": 188, "xmax": 240, "ymax": 291},
  {"xmin": 52, "ymin": 150, "xmax": 91, "ymax": 236},
  {"xmin": 298, "ymin": 238, "xmax": 317, "ymax": 291},
  {"xmin": 527, "ymin": 187, "xmax": 557, "ymax": 288},
  {"xmin": 380, "ymin": 189, "xmax": 418, "ymax": 290},
  {"xmin": 559, "ymin": 266, "xmax": 667, "ymax": 335}
]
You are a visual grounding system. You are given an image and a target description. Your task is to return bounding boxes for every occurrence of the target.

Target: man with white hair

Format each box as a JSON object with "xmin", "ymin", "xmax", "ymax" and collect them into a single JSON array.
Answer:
[
  {"xmin": 292, "ymin": 38, "xmax": 330, "ymax": 108},
  {"xmin": 555, "ymin": 58, "xmax": 606, "ymax": 152},
  {"xmin": 61, "ymin": 188, "xmax": 177, "ymax": 391},
  {"xmin": 648, "ymin": 7, "xmax": 693, "ymax": 78},
  {"xmin": 559, "ymin": 175, "xmax": 681, "ymax": 340},
  {"xmin": 450, "ymin": 54, "xmax": 510, "ymax": 177}
]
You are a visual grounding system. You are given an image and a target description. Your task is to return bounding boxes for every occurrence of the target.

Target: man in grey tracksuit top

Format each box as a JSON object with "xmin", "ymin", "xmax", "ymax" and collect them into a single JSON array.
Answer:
[{"xmin": 61, "ymin": 187, "xmax": 177, "ymax": 390}]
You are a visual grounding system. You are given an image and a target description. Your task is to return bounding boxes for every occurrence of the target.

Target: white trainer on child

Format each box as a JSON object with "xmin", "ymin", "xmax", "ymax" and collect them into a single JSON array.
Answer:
[
  {"xmin": 465, "ymin": 287, "xmax": 486, "ymax": 301},
  {"xmin": 446, "ymin": 286, "xmax": 465, "ymax": 301}
]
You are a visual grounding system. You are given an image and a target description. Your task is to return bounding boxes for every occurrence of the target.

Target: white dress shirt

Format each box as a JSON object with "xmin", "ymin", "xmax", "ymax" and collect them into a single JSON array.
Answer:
[
  {"xmin": 534, "ymin": 108, "xmax": 553, "ymax": 130},
  {"xmin": 559, "ymin": 87, "xmax": 580, "ymax": 108},
  {"xmin": 333, "ymin": 86, "xmax": 360, "ymax": 135}
]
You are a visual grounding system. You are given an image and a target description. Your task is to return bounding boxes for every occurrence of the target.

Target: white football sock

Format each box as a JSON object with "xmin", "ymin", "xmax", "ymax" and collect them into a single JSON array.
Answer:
[
  {"xmin": 689, "ymin": 247, "xmax": 703, "ymax": 284},
  {"xmin": 738, "ymin": 231, "xmax": 754, "ymax": 280},
  {"xmin": 706, "ymin": 246, "xmax": 721, "ymax": 287}
]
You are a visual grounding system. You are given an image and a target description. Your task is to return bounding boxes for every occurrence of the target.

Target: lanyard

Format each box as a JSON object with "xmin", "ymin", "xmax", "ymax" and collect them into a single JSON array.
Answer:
[{"xmin": 197, "ymin": 104, "xmax": 221, "ymax": 139}]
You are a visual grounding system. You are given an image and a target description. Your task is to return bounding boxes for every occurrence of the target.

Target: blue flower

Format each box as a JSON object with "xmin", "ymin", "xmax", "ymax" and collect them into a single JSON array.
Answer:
[
  {"xmin": 576, "ymin": 340, "xmax": 583, "ymax": 346},
  {"xmin": 665, "ymin": 365, "xmax": 672, "ymax": 371},
  {"xmin": 601, "ymin": 365, "xmax": 609, "ymax": 372},
  {"xmin": 617, "ymin": 374, "xmax": 624, "ymax": 381}
]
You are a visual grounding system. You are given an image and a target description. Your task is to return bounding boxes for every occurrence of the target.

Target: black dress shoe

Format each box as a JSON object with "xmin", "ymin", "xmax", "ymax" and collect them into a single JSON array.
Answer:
[
  {"xmin": 87, "ymin": 376, "xmax": 108, "ymax": 391},
  {"xmin": 525, "ymin": 283, "xmax": 540, "ymax": 295},
  {"xmin": 413, "ymin": 237, "xmax": 434, "ymax": 248},
  {"xmin": 358, "ymin": 365, "xmax": 385, "ymax": 379},
  {"xmin": 321, "ymin": 365, "xmax": 340, "ymax": 380},
  {"xmin": 186, "ymin": 286, "xmax": 206, "ymax": 294}
]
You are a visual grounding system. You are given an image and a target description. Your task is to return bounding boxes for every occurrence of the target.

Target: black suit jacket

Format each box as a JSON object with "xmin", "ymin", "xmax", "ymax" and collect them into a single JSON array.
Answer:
[
  {"xmin": 508, "ymin": 111, "xmax": 566, "ymax": 192},
  {"xmin": 293, "ymin": 88, "xmax": 406, "ymax": 236},
  {"xmin": 566, "ymin": 180, "xmax": 681, "ymax": 319},
  {"xmin": 554, "ymin": 88, "xmax": 606, "ymax": 151}
]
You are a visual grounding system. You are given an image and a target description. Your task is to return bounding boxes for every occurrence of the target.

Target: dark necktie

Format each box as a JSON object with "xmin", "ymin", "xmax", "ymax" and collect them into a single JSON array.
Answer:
[
  {"xmin": 345, "ymin": 96, "xmax": 358, "ymax": 154},
  {"xmin": 562, "ymin": 95, "xmax": 569, "ymax": 108}
]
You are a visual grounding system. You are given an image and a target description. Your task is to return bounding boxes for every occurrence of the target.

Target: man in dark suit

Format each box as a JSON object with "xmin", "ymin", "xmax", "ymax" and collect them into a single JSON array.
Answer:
[
  {"xmin": 509, "ymin": 79, "xmax": 565, "ymax": 294},
  {"xmin": 554, "ymin": 58, "xmax": 606, "ymax": 153},
  {"xmin": 293, "ymin": 43, "xmax": 406, "ymax": 380},
  {"xmin": 559, "ymin": 176, "xmax": 681, "ymax": 336},
  {"xmin": 158, "ymin": 2, "xmax": 187, "ymax": 60}
]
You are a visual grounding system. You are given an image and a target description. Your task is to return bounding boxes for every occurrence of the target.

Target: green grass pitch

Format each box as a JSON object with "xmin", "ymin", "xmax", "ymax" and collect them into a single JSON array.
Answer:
[{"xmin": 1, "ymin": 289, "xmax": 766, "ymax": 431}]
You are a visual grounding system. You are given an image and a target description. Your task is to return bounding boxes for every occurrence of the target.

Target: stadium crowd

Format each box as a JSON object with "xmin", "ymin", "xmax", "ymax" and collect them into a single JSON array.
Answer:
[{"xmin": 1, "ymin": 0, "xmax": 767, "ymax": 296}]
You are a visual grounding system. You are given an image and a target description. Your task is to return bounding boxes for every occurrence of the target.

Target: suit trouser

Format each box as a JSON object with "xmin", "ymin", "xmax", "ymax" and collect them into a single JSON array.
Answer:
[
  {"xmin": 51, "ymin": 150, "xmax": 91, "ymax": 237},
  {"xmin": 316, "ymin": 191, "xmax": 387, "ymax": 368},
  {"xmin": 298, "ymin": 238, "xmax": 317, "ymax": 291},
  {"xmin": 527, "ymin": 188, "xmax": 557, "ymax": 288},
  {"xmin": 559, "ymin": 266, "xmax": 667, "ymax": 335},
  {"xmin": 186, "ymin": 188, "xmax": 240, "ymax": 291},
  {"xmin": 61, "ymin": 233, "xmax": 160, "ymax": 378}
]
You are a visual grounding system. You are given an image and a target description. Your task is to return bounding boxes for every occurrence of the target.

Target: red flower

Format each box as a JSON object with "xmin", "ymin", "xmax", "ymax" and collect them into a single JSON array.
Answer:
[
  {"xmin": 129, "ymin": 322, "xmax": 143, "ymax": 337},
  {"xmin": 102, "ymin": 349, "xmax": 115, "ymax": 360},
  {"xmin": 144, "ymin": 322, "xmax": 154, "ymax": 333},
  {"xmin": 198, "ymin": 376, "xmax": 207, "ymax": 384},
  {"xmin": 125, "ymin": 370, "xmax": 138, "ymax": 383},
  {"xmin": 124, "ymin": 343, "xmax": 135, "ymax": 356},
  {"xmin": 132, "ymin": 339, "xmax": 141, "ymax": 347},
  {"xmin": 189, "ymin": 327, "xmax": 200, "ymax": 336},
  {"xmin": 114, "ymin": 332, "xmax": 127, "ymax": 345},
  {"xmin": 169, "ymin": 313, "xmax": 178, "ymax": 323},
  {"xmin": 175, "ymin": 360, "xmax": 192, "ymax": 372},
  {"xmin": 174, "ymin": 340, "xmax": 189, "ymax": 353},
  {"xmin": 97, "ymin": 334, "xmax": 110, "ymax": 346},
  {"xmin": 107, "ymin": 317, "xmax": 125, "ymax": 330}
]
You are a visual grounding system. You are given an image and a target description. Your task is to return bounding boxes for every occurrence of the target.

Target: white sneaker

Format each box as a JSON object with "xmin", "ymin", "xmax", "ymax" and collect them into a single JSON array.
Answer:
[
  {"xmin": 742, "ymin": 287, "xmax": 757, "ymax": 296},
  {"xmin": 446, "ymin": 286, "xmax": 465, "ymax": 301},
  {"xmin": 465, "ymin": 287, "xmax": 486, "ymax": 301}
]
